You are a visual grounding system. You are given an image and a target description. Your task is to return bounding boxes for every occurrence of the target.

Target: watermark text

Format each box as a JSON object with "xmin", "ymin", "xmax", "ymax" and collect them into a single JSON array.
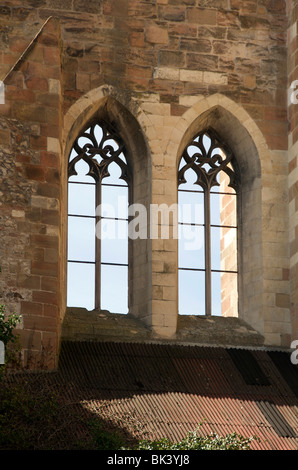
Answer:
[
  {"xmin": 289, "ymin": 80, "xmax": 298, "ymax": 105},
  {"xmin": 290, "ymin": 340, "xmax": 298, "ymax": 365},
  {"xmin": 95, "ymin": 199, "xmax": 205, "ymax": 250}
]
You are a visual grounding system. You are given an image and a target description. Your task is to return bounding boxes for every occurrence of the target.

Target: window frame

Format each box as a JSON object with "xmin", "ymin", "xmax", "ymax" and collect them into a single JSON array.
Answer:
[
  {"xmin": 178, "ymin": 128, "xmax": 239, "ymax": 316},
  {"xmin": 67, "ymin": 120, "xmax": 131, "ymax": 312}
]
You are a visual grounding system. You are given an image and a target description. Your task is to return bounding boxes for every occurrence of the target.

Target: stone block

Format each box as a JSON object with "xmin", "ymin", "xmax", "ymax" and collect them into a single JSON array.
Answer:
[
  {"xmin": 187, "ymin": 8, "xmax": 217, "ymax": 25},
  {"xmin": 47, "ymin": 136, "xmax": 60, "ymax": 153},
  {"xmin": 24, "ymin": 164, "xmax": 45, "ymax": 182},
  {"xmin": 186, "ymin": 53, "xmax": 218, "ymax": 71},
  {"xmin": 203, "ymin": 71, "xmax": 228, "ymax": 85},
  {"xmin": 146, "ymin": 25, "xmax": 168, "ymax": 44},
  {"xmin": 180, "ymin": 69, "xmax": 203, "ymax": 82},
  {"xmin": 0, "ymin": 128, "xmax": 11, "ymax": 146},
  {"xmin": 180, "ymin": 38, "xmax": 212, "ymax": 53},
  {"xmin": 31, "ymin": 261, "xmax": 58, "ymax": 277},
  {"xmin": 153, "ymin": 67, "xmax": 179, "ymax": 81},
  {"xmin": 158, "ymin": 5, "xmax": 185, "ymax": 22},
  {"xmin": 159, "ymin": 50, "xmax": 185, "ymax": 67}
]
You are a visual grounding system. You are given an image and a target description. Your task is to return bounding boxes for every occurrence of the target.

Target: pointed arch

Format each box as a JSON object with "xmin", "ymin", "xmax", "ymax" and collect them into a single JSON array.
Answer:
[
  {"xmin": 61, "ymin": 89, "xmax": 152, "ymax": 322},
  {"xmin": 165, "ymin": 94, "xmax": 270, "ymax": 336},
  {"xmin": 171, "ymin": 93, "xmax": 269, "ymax": 176}
]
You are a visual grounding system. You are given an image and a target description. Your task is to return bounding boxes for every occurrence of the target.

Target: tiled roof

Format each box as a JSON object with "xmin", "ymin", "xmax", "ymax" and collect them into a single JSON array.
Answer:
[{"xmin": 58, "ymin": 341, "xmax": 298, "ymax": 450}]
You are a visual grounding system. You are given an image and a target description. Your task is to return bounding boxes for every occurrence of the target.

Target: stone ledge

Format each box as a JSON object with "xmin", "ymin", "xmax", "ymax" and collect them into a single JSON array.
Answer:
[
  {"xmin": 61, "ymin": 307, "xmax": 152, "ymax": 343},
  {"xmin": 175, "ymin": 314, "xmax": 264, "ymax": 348},
  {"xmin": 61, "ymin": 307, "xmax": 265, "ymax": 348}
]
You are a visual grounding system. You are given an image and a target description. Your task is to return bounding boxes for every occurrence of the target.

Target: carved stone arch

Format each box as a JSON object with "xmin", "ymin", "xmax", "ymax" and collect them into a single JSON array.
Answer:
[
  {"xmin": 164, "ymin": 94, "xmax": 271, "ymax": 339},
  {"xmin": 61, "ymin": 89, "xmax": 152, "ymax": 324},
  {"xmin": 173, "ymin": 94, "xmax": 269, "ymax": 176}
]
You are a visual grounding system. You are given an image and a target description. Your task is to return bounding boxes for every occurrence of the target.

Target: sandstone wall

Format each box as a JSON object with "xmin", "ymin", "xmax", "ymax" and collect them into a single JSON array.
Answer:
[
  {"xmin": 0, "ymin": 0, "xmax": 294, "ymax": 368},
  {"xmin": 287, "ymin": 0, "xmax": 298, "ymax": 352}
]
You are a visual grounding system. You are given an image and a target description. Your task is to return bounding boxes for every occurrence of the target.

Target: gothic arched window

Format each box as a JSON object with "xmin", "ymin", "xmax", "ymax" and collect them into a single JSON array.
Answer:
[
  {"xmin": 67, "ymin": 121, "xmax": 131, "ymax": 313},
  {"xmin": 178, "ymin": 129, "xmax": 238, "ymax": 317}
]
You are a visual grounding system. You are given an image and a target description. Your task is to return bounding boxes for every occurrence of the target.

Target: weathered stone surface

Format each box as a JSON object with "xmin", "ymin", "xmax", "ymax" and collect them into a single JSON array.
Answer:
[
  {"xmin": 62, "ymin": 308, "xmax": 264, "ymax": 348},
  {"xmin": 0, "ymin": 0, "xmax": 295, "ymax": 370}
]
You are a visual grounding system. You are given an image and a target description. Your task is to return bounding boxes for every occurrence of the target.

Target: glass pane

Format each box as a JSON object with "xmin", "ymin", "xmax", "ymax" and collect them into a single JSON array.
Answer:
[
  {"xmin": 101, "ymin": 184, "xmax": 128, "ymax": 219},
  {"xmin": 211, "ymin": 226, "xmax": 237, "ymax": 271},
  {"xmin": 105, "ymin": 137, "xmax": 119, "ymax": 152},
  {"xmin": 93, "ymin": 123, "xmax": 103, "ymax": 144},
  {"xmin": 210, "ymin": 192, "xmax": 220, "ymax": 226},
  {"xmin": 220, "ymin": 271, "xmax": 238, "ymax": 317},
  {"xmin": 77, "ymin": 134, "xmax": 93, "ymax": 152},
  {"xmin": 102, "ymin": 161, "xmax": 127, "ymax": 186},
  {"xmin": 68, "ymin": 158, "xmax": 94, "ymax": 183},
  {"xmin": 178, "ymin": 269, "xmax": 205, "ymax": 315},
  {"xmin": 179, "ymin": 225, "xmax": 204, "ymax": 269},
  {"xmin": 220, "ymin": 193, "xmax": 237, "ymax": 227},
  {"xmin": 220, "ymin": 226, "xmax": 238, "ymax": 272},
  {"xmin": 211, "ymin": 192, "xmax": 237, "ymax": 227},
  {"xmin": 118, "ymin": 152, "xmax": 128, "ymax": 165},
  {"xmin": 101, "ymin": 264, "xmax": 128, "ymax": 314},
  {"xmin": 211, "ymin": 271, "xmax": 222, "ymax": 316},
  {"xmin": 178, "ymin": 190, "xmax": 204, "ymax": 225},
  {"xmin": 67, "ymin": 262, "xmax": 95, "ymax": 310},
  {"xmin": 202, "ymin": 133, "xmax": 211, "ymax": 151},
  {"xmin": 211, "ymin": 226, "xmax": 221, "ymax": 271},
  {"xmin": 101, "ymin": 219, "xmax": 128, "ymax": 264},
  {"xmin": 210, "ymin": 171, "xmax": 236, "ymax": 194},
  {"xmin": 68, "ymin": 182, "xmax": 96, "ymax": 217},
  {"xmin": 68, "ymin": 216, "xmax": 96, "ymax": 262},
  {"xmin": 69, "ymin": 148, "xmax": 77, "ymax": 163},
  {"xmin": 178, "ymin": 166, "xmax": 198, "ymax": 190}
]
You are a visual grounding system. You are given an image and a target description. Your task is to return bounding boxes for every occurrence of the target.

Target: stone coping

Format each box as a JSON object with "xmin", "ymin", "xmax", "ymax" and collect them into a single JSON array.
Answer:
[{"xmin": 62, "ymin": 307, "xmax": 266, "ymax": 349}]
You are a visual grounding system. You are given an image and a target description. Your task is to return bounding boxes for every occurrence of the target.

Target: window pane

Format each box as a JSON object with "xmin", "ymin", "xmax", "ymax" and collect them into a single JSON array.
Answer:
[
  {"xmin": 178, "ymin": 190, "xmax": 204, "ymax": 224},
  {"xmin": 68, "ymin": 158, "xmax": 94, "ymax": 183},
  {"xmin": 211, "ymin": 226, "xmax": 221, "ymax": 271},
  {"xmin": 179, "ymin": 225, "xmax": 204, "ymax": 269},
  {"xmin": 102, "ymin": 161, "xmax": 127, "ymax": 186},
  {"xmin": 178, "ymin": 269, "xmax": 205, "ymax": 315},
  {"xmin": 67, "ymin": 262, "xmax": 95, "ymax": 310},
  {"xmin": 178, "ymin": 167, "xmax": 198, "ymax": 190},
  {"xmin": 220, "ymin": 193, "xmax": 237, "ymax": 227},
  {"xmin": 101, "ymin": 184, "xmax": 128, "ymax": 219},
  {"xmin": 68, "ymin": 182, "xmax": 96, "ymax": 217},
  {"xmin": 101, "ymin": 264, "xmax": 128, "ymax": 314},
  {"xmin": 220, "ymin": 226, "xmax": 238, "ymax": 272},
  {"xmin": 68, "ymin": 216, "xmax": 95, "ymax": 262},
  {"xmin": 211, "ymin": 168, "xmax": 236, "ymax": 194},
  {"xmin": 69, "ymin": 148, "xmax": 77, "ymax": 163},
  {"xmin": 211, "ymin": 226, "xmax": 238, "ymax": 272},
  {"xmin": 220, "ymin": 271, "xmax": 238, "ymax": 317},
  {"xmin": 211, "ymin": 271, "xmax": 222, "ymax": 316},
  {"xmin": 100, "ymin": 219, "xmax": 128, "ymax": 264},
  {"xmin": 210, "ymin": 192, "xmax": 220, "ymax": 226}
]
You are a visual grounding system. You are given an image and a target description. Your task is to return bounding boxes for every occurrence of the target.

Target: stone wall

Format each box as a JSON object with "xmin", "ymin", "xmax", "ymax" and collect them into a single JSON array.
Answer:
[
  {"xmin": 287, "ymin": 0, "xmax": 298, "ymax": 350},
  {"xmin": 0, "ymin": 16, "xmax": 62, "ymax": 368},
  {"xmin": 0, "ymin": 0, "xmax": 295, "ymax": 368}
]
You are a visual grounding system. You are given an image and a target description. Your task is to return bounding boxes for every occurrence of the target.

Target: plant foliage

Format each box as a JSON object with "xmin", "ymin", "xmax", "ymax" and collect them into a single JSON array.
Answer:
[
  {"xmin": 0, "ymin": 305, "xmax": 21, "ymax": 379},
  {"xmin": 134, "ymin": 427, "xmax": 257, "ymax": 450},
  {"xmin": 0, "ymin": 304, "xmax": 21, "ymax": 346}
]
